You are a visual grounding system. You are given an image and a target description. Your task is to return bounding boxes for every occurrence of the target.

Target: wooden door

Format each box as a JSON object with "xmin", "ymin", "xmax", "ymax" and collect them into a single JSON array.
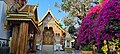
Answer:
[{"xmin": 43, "ymin": 27, "xmax": 54, "ymax": 45}]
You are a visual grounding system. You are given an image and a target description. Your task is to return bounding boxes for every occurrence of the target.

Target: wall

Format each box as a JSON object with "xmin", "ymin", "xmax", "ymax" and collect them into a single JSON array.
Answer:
[{"xmin": 0, "ymin": 1, "xmax": 8, "ymax": 42}]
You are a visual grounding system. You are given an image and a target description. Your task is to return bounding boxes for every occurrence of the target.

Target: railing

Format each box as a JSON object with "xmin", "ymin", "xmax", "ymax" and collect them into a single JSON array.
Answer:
[{"xmin": 0, "ymin": 38, "xmax": 10, "ymax": 54}]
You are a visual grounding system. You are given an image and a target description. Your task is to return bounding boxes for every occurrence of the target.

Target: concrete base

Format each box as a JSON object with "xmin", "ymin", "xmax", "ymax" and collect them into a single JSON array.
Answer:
[
  {"xmin": 42, "ymin": 45, "xmax": 54, "ymax": 54},
  {"xmin": 54, "ymin": 44, "xmax": 63, "ymax": 51}
]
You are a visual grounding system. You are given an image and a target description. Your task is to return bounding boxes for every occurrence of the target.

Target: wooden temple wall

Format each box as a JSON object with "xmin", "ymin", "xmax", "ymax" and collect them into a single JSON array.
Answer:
[
  {"xmin": 10, "ymin": 25, "xmax": 19, "ymax": 54},
  {"xmin": 10, "ymin": 22, "xmax": 29, "ymax": 54},
  {"xmin": 33, "ymin": 32, "xmax": 38, "ymax": 52}
]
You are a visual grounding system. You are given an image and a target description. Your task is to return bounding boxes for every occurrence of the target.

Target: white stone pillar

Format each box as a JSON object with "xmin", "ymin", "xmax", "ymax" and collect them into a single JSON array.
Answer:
[
  {"xmin": 65, "ymin": 40, "xmax": 67, "ymax": 47},
  {"xmin": 70, "ymin": 41, "xmax": 72, "ymax": 48}
]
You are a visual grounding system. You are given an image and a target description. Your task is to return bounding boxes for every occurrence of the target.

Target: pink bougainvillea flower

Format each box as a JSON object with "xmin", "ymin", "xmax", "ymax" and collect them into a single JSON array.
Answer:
[
  {"xmin": 101, "ymin": 0, "xmax": 109, "ymax": 8},
  {"xmin": 88, "ymin": 4, "xmax": 101, "ymax": 14},
  {"xmin": 115, "ymin": 34, "xmax": 120, "ymax": 38},
  {"xmin": 88, "ymin": 0, "xmax": 109, "ymax": 14}
]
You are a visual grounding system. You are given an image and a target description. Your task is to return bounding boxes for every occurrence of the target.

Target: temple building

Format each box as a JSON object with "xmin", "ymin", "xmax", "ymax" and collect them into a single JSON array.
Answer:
[{"xmin": 38, "ymin": 8, "xmax": 66, "ymax": 52}]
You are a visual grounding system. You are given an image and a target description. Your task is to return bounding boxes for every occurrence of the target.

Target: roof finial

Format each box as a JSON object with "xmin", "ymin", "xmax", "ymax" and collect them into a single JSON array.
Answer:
[
  {"xmin": 36, "ymin": 3, "xmax": 39, "ymax": 7},
  {"xmin": 48, "ymin": 4, "xmax": 50, "ymax": 10}
]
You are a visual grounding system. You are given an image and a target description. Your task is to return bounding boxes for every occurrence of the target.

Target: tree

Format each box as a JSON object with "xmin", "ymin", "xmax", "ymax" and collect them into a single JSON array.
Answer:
[
  {"xmin": 62, "ymin": 15, "xmax": 78, "ymax": 35},
  {"xmin": 68, "ymin": 25, "xmax": 77, "ymax": 36},
  {"xmin": 62, "ymin": 15, "xmax": 76, "ymax": 26},
  {"xmin": 55, "ymin": 0, "xmax": 98, "ymax": 20}
]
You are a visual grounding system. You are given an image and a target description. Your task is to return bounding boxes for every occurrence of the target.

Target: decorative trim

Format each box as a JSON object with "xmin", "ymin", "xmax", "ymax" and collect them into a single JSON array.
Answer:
[
  {"xmin": 19, "ymin": 3, "xmax": 27, "ymax": 11},
  {"xmin": 39, "ymin": 8, "xmax": 60, "ymax": 24},
  {"xmin": 8, "ymin": 13, "xmax": 28, "ymax": 16},
  {"xmin": 38, "ymin": 8, "xmax": 65, "ymax": 32},
  {"xmin": 55, "ymin": 23, "xmax": 65, "ymax": 33},
  {"xmin": 38, "ymin": 22, "xmax": 42, "ymax": 26},
  {"xmin": 6, "ymin": 18, "xmax": 40, "ymax": 32}
]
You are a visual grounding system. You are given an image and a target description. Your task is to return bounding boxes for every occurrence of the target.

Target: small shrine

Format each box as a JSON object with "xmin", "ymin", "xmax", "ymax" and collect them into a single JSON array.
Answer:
[{"xmin": 5, "ymin": 3, "xmax": 40, "ymax": 54}]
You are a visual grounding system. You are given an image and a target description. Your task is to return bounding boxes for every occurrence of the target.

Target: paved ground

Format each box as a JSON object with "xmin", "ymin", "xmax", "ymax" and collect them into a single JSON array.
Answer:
[{"xmin": 36, "ymin": 50, "xmax": 81, "ymax": 54}]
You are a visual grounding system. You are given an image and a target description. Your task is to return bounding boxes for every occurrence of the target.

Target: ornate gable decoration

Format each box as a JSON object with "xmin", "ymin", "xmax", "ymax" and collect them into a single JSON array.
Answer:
[
  {"xmin": 39, "ymin": 8, "xmax": 65, "ymax": 33},
  {"xmin": 39, "ymin": 8, "xmax": 59, "ymax": 24}
]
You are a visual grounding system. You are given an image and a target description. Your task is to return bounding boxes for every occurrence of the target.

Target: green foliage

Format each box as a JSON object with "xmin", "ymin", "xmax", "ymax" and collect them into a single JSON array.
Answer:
[
  {"xmin": 81, "ymin": 44, "xmax": 93, "ymax": 51},
  {"xmin": 68, "ymin": 25, "xmax": 77, "ymax": 35},
  {"xmin": 63, "ymin": 16, "xmax": 73, "ymax": 26},
  {"xmin": 99, "ymin": 0, "xmax": 103, "ymax": 3},
  {"xmin": 115, "ymin": 38, "xmax": 120, "ymax": 52},
  {"xmin": 58, "ymin": 23, "xmax": 63, "ymax": 27},
  {"xmin": 54, "ymin": 2, "xmax": 59, "ymax": 8},
  {"xmin": 54, "ymin": 0, "xmax": 94, "ymax": 19},
  {"xmin": 97, "ymin": 49, "xmax": 104, "ymax": 53}
]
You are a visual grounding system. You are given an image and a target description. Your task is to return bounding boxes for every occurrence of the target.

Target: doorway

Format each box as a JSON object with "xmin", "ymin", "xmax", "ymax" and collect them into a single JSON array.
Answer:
[{"xmin": 43, "ymin": 27, "xmax": 54, "ymax": 45}]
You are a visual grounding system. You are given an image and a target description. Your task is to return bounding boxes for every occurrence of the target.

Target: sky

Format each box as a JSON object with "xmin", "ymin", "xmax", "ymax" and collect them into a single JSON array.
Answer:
[
  {"xmin": 28, "ymin": 0, "xmax": 82, "ymax": 28},
  {"xmin": 28, "ymin": 0, "xmax": 67, "ymax": 20}
]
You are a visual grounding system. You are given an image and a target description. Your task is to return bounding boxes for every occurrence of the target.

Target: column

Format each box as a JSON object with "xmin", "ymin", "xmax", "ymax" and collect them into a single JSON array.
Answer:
[
  {"xmin": 10, "ymin": 25, "xmax": 19, "ymax": 54},
  {"xmin": 24, "ymin": 22, "xmax": 29, "ymax": 54},
  {"xmin": 33, "ymin": 32, "xmax": 37, "ymax": 52},
  {"xmin": 70, "ymin": 41, "xmax": 72, "ymax": 48},
  {"xmin": 16, "ymin": 22, "xmax": 28, "ymax": 54}
]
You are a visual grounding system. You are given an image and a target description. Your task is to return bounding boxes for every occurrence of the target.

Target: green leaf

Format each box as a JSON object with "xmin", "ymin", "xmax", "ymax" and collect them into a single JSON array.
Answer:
[
  {"xmin": 62, "ymin": 0, "xmax": 66, "ymax": 2},
  {"xmin": 99, "ymin": 0, "xmax": 103, "ymax": 3},
  {"xmin": 114, "ymin": 26, "xmax": 119, "ymax": 30}
]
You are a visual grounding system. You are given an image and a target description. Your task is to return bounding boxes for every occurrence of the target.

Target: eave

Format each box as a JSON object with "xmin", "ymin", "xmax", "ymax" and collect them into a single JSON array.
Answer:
[
  {"xmin": 6, "ymin": 18, "xmax": 40, "ymax": 33},
  {"xmin": 55, "ymin": 23, "xmax": 65, "ymax": 33},
  {"xmin": 8, "ymin": 13, "xmax": 28, "ymax": 17},
  {"xmin": 38, "ymin": 22, "xmax": 42, "ymax": 26}
]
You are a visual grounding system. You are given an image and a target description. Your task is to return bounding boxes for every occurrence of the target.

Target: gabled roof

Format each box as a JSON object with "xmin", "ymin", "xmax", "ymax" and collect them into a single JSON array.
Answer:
[
  {"xmin": 4, "ymin": 0, "xmax": 27, "ymax": 11},
  {"xmin": 55, "ymin": 22, "xmax": 65, "ymax": 33},
  {"xmin": 38, "ymin": 8, "xmax": 65, "ymax": 33},
  {"xmin": 19, "ymin": 5, "xmax": 36, "ymax": 12},
  {"xmin": 39, "ymin": 8, "xmax": 60, "ymax": 24},
  {"xmin": 18, "ymin": 4, "xmax": 39, "ymax": 22}
]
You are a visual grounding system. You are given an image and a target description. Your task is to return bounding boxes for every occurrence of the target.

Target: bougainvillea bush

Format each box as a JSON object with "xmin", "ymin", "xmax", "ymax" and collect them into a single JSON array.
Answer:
[
  {"xmin": 77, "ymin": 2, "xmax": 102, "ymax": 49},
  {"xmin": 78, "ymin": 0, "xmax": 107, "ymax": 44},
  {"xmin": 78, "ymin": 0, "xmax": 120, "ymax": 51},
  {"xmin": 93, "ymin": 0, "xmax": 120, "ymax": 48}
]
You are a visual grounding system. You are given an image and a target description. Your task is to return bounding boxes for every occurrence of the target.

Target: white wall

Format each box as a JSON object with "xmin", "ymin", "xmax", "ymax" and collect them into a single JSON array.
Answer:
[
  {"xmin": 65, "ymin": 40, "xmax": 72, "ymax": 48},
  {"xmin": 0, "ymin": 1, "xmax": 8, "ymax": 42}
]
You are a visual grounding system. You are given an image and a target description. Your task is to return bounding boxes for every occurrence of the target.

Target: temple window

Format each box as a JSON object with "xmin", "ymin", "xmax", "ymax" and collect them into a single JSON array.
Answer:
[{"xmin": 56, "ymin": 33, "xmax": 60, "ymax": 36}]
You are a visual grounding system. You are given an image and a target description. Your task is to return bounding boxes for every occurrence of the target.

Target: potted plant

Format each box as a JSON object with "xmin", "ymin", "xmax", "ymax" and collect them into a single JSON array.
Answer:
[{"xmin": 81, "ymin": 44, "xmax": 93, "ymax": 54}]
